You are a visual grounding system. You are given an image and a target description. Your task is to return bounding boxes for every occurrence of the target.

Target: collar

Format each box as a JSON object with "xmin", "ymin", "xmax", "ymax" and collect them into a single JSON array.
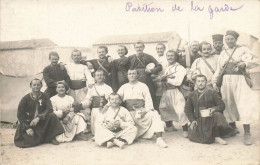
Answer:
[
  {"xmin": 191, "ymin": 51, "xmax": 199, "ymax": 56},
  {"xmin": 30, "ymin": 92, "xmax": 43, "ymax": 101},
  {"xmin": 157, "ymin": 55, "xmax": 166, "ymax": 61},
  {"xmin": 169, "ymin": 62, "xmax": 180, "ymax": 67},
  {"xmin": 225, "ymin": 45, "xmax": 240, "ymax": 51},
  {"xmin": 98, "ymin": 58, "xmax": 106, "ymax": 62},
  {"xmin": 50, "ymin": 64, "xmax": 58, "ymax": 68},
  {"xmin": 196, "ymin": 88, "xmax": 208, "ymax": 101},
  {"xmin": 136, "ymin": 53, "xmax": 144, "ymax": 57}
]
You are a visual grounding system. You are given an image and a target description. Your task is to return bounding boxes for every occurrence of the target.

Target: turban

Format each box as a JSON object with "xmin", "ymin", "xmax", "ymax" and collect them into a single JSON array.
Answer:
[
  {"xmin": 226, "ymin": 30, "xmax": 239, "ymax": 39},
  {"xmin": 212, "ymin": 34, "xmax": 224, "ymax": 42}
]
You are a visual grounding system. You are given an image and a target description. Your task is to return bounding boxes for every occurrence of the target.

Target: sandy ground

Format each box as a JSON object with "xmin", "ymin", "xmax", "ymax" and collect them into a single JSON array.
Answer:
[{"xmin": 1, "ymin": 121, "xmax": 259, "ymax": 165}]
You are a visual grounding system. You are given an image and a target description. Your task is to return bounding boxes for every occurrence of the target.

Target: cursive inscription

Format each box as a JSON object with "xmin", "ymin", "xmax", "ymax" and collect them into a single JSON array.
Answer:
[
  {"xmin": 125, "ymin": 1, "xmax": 244, "ymax": 19},
  {"xmin": 125, "ymin": 2, "xmax": 164, "ymax": 12}
]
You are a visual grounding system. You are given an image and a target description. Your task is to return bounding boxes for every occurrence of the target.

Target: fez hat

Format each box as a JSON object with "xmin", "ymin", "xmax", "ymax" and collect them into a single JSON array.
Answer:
[
  {"xmin": 225, "ymin": 30, "xmax": 239, "ymax": 39},
  {"xmin": 212, "ymin": 34, "xmax": 224, "ymax": 42}
]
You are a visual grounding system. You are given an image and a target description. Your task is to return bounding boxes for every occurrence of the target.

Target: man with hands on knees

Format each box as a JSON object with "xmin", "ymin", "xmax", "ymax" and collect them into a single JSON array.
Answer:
[
  {"xmin": 185, "ymin": 75, "xmax": 236, "ymax": 145},
  {"xmin": 115, "ymin": 69, "xmax": 167, "ymax": 148},
  {"xmin": 51, "ymin": 81, "xmax": 90, "ymax": 142},
  {"xmin": 14, "ymin": 78, "xmax": 64, "ymax": 148},
  {"xmin": 95, "ymin": 92, "xmax": 137, "ymax": 149}
]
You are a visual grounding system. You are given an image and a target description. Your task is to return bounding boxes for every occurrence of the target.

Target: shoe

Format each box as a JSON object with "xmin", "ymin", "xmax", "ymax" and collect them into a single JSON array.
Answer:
[
  {"xmin": 229, "ymin": 123, "xmax": 240, "ymax": 134},
  {"xmin": 107, "ymin": 141, "xmax": 115, "ymax": 148},
  {"xmin": 244, "ymin": 132, "xmax": 252, "ymax": 145},
  {"xmin": 51, "ymin": 138, "xmax": 60, "ymax": 145},
  {"xmin": 113, "ymin": 139, "xmax": 125, "ymax": 149},
  {"xmin": 156, "ymin": 137, "xmax": 168, "ymax": 148},
  {"xmin": 75, "ymin": 132, "xmax": 91, "ymax": 141},
  {"xmin": 182, "ymin": 131, "xmax": 188, "ymax": 138},
  {"xmin": 215, "ymin": 137, "xmax": 228, "ymax": 145},
  {"xmin": 165, "ymin": 126, "xmax": 178, "ymax": 132}
]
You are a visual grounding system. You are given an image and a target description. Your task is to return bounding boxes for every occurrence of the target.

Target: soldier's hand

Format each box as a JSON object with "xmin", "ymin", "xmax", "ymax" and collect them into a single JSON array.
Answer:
[
  {"xmin": 81, "ymin": 109, "xmax": 91, "ymax": 121},
  {"xmin": 66, "ymin": 88, "xmax": 71, "ymax": 95},
  {"xmin": 161, "ymin": 76, "xmax": 167, "ymax": 82},
  {"xmin": 105, "ymin": 121, "xmax": 113, "ymax": 130},
  {"xmin": 63, "ymin": 109, "xmax": 71, "ymax": 116},
  {"xmin": 209, "ymin": 108, "xmax": 216, "ymax": 116},
  {"xmin": 62, "ymin": 116, "xmax": 70, "ymax": 125},
  {"xmin": 108, "ymin": 57, "xmax": 113, "ymax": 63},
  {"xmin": 80, "ymin": 59, "xmax": 87, "ymax": 65},
  {"xmin": 213, "ymin": 84, "xmax": 219, "ymax": 93},
  {"xmin": 145, "ymin": 68, "xmax": 152, "ymax": 74},
  {"xmin": 72, "ymin": 101, "xmax": 79, "ymax": 107},
  {"xmin": 113, "ymin": 120, "xmax": 120, "ymax": 128},
  {"xmin": 30, "ymin": 117, "xmax": 40, "ymax": 127},
  {"xmin": 26, "ymin": 128, "xmax": 34, "ymax": 136},
  {"xmin": 190, "ymin": 121, "xmax": 197, "ymax": 130},
  {"xmin": 59, "ymin": 62, "xmax": 66, "ymax": 70},
  {"xmin": 140, "ymin": 111, "xmax": 147, "ymax": 118},
  {"xmin": 101, "ymin": 105, "xmax": 109, "ymax": 114},
  {"xmin": 74, "ymin": 103, "xmax": 83, "ymax": 113},
  {"xmin": 237, "ymin": 62, "xmax": 246, "ymax": 69}
]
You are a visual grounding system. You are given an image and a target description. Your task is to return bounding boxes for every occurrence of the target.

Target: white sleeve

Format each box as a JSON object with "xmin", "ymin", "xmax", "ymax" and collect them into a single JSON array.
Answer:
[
  {"xmin": 119, "ymin": 108, "xmax": 135, "ymax": 129},
  {"xmin": 188, "ymin": 59, "xmax": 198, "ymax": 80},
  {"xmin": 96, "ymin": 113, "xmax": 105, "ymax": 124},
  {"xmin": 50, "ymin": 97, "xmax": 57, "ymax": 111},
  {"xmin": 105, "ymin": 86, "xmax": 113, "ymax": 101},
  {"xmin": 117, "ymin": 85, "xmax": 125, "ymax": 101},
  {"xmin": 84, "ymin": 66, "xmax": 95, "ymax": 84},
  {"xmin": 50, "ymin": 98, "xmax": 63, "ymax": 118},
  {"xmin": 67, "ymin": 96, "xmax": 75, "ymax": 119},
  {"xmin": 81, "ymin": 88, "xmax": 93, "ymax": 108},
  {"xmin": 241, "ymin": 47, "xmax": 259, "ymax": 69},
  {"xmin": 167, "ymin": 65, "xmax": 186, "ymax": 86},
  {"xmin": 143, "ymin": 84, "xmax": 154, "ymax": 111},
  {"xmin": 212, "ymin": 53, "xmax": 224, "ymax": 85}
]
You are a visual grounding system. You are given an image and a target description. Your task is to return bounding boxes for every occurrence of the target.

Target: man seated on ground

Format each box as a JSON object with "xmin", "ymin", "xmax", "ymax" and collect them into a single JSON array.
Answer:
[
  {"xmin": 115, "ymin": 69, "xmax": 167, "ymax": 148},
  {"xmin": 14, "ymin": 78, "xmax": 64, "ymax": 148},
  {"xmin": 95, "ymin": 92, "xmax": 137, "ymax": 149},
  {"xmin": 51, "ymin": 81, "xmax": 90, "ymax": 142},
  {"xmin": 184, "ymin": 75, "xmax": 236, "ymax": 145},
  {"xmin": 79, "ymin": 70, "xmax": 113, "ymax": 136},
  {"xmin": 159, "ymin": 50, "xmax": 189, "ymax": 137}
]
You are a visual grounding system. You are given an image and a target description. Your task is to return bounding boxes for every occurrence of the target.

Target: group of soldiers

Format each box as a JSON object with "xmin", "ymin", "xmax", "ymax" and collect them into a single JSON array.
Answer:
[{"xmin": 14, "ymin": 30, "xmax": 259, "ymax": 149}]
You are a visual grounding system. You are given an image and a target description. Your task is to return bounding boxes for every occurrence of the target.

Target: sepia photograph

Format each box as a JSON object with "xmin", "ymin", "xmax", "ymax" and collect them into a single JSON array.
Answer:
[{"xmin": 0, "ymin": 0, "xmax": 259, "ymax": 164}]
